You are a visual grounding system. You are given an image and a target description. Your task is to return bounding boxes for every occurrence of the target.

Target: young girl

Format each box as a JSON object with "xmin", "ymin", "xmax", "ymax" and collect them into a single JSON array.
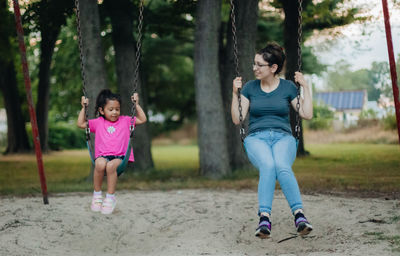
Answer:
[{"xmin": 77, "ymin": 89, "xmax": 147, "ymax": 214}]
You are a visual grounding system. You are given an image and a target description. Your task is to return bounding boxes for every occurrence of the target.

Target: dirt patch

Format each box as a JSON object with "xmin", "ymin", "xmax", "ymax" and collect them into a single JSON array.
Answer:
[{"xmin": 1, "ymin": 190, "xmax": 399, "ymax": 256}]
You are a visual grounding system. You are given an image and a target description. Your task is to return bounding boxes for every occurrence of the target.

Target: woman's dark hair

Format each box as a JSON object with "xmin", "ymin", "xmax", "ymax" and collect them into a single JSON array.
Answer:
[
  {"xmin": 257, "ymin": 42, "xmax": 286, "ymax": 75},
  {"xmin": 95, "ymin": 89, "xmax": 122, "ymax": 117}
]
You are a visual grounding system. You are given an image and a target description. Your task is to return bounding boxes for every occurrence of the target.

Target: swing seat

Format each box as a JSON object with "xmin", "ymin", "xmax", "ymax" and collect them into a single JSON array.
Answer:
[
  {"xmin": 86, "ymin": 138, "xmax": 133, "ymax": 177},
  {"xmin": 116, "ymin": 143, "xmax": 132, "ymax": 176}
]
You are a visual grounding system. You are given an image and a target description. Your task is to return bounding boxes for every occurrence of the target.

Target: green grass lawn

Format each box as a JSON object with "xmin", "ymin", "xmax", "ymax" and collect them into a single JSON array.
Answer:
[
  {"xmin": 295, "ymin": 144, "xmax": 400, "ymax": 195},
  {"xmin": 0, "ymin": 144, "xmax": 399, "ymax": 197}
]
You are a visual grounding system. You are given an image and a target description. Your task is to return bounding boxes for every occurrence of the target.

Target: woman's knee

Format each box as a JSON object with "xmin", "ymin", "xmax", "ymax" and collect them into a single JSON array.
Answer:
[
  {"xmin": 276, "ymin": 167, "xmax": 295, "ymax": 180},
  {"xmin": 258, "ymin": 162, "xmax": 275, "ymax": 176}
]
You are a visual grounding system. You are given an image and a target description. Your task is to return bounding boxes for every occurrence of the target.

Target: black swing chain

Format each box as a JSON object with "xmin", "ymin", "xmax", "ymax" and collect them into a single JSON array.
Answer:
[
  {"xmin": 74, "ymin": 0, "xmax": 90, "ymax": 141},
  {"xmin": 130, "ymin": 0, "xmax": 144, "ymax": 136},
  {"xmin": 230, "ymin": 0, "xmax": 245, "ymax": 142},
  {"xmin": 295, "ymin": 0, "xmax": 303, "ymax": 141}
]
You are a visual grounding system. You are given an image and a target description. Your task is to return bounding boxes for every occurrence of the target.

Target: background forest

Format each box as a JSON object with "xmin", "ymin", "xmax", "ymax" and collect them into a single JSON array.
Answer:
[{"xmin": 0, "ymin": 0, "xmax": 399, "ymax": 179}]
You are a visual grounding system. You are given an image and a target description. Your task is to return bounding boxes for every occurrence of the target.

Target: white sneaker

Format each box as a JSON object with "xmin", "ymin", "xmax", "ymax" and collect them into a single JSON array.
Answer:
[
  {"xmin": 101, "ymin": 197, "xmax": 116, "ymax": 214},
  {"xmin": 90, "ymin": 195, "xmax": 103, "ymax": 212}
]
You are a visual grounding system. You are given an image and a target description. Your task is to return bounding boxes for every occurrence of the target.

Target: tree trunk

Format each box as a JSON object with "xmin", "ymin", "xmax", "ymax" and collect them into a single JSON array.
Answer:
[
  {"xmin": 104, "ymin": 0, "xmax": 154, "ymax": 172},
  {"xmin": 0, "ymin": 0, "xmax": 30, "ymax": 153},
  {"xmin": 281, "ymin": 0, "xmax": 307, "ymax": 156},
  {"xmin": 194, "ymin": 0, "xmax": 229, "ymax": 178},
  {"xmin": 36, "ymin": 28, "xmax": 60, "ymax": 152},
  {"xmin": 0, "ymin": 60, "xmax": 31, "ymax": 153},
  {"xmin": 77, "ymin": 0, "xmax": 108, "ymax": 112},
  {"xmin": 76, "ymin": 0, "xmax": 108, "ymax": 179},
  {"xmin": 221, "ymin": 0, "xmax": 258, "ymax": 170}
]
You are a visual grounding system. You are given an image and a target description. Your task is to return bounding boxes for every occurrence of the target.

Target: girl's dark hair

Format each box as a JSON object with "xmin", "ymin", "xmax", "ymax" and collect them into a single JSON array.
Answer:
[
  {"xmin": 95, "ymin": 89, "xmax": 122, "ymax": 117},
  {"xmin": 257, "ymin": 42, "xmax": 286, "ymax": 75}
]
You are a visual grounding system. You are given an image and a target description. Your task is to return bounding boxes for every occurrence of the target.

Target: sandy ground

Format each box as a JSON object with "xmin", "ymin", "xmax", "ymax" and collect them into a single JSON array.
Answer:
[{"xmin": 1, "ymin": 190, "xmax": 399, "ymax": 256}]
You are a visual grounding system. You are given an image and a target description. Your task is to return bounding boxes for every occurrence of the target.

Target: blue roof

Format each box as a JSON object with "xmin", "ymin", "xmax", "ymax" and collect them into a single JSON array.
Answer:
[{"xmin": 314, "ymin": 90, "xmax": 367, "ymax": 111}]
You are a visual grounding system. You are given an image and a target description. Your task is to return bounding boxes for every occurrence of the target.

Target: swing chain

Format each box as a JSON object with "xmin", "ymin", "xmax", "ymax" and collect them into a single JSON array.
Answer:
[
  {"xmin": 131, "ymin": 0, "xmax": 144, "ymax": 122},
  {"xmin": 74, "ymin": 0, "xmax": 90, "ymax": 141},
  {"xmin": 230, "ymin": 0, "xmax": 239, "ymax": 78},
  {"xmin": 295, "ymin": 0, "xmax": 303, "ymax": 141},
  {"xmin": 230, "ymin": 0, "xmax": 245, "ymax": 141}
]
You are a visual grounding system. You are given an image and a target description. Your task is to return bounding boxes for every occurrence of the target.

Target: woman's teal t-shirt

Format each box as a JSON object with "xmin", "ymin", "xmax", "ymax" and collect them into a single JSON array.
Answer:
[{"xmin": 241, "ymin": 79, "xmax": 298, "ymax": 135}]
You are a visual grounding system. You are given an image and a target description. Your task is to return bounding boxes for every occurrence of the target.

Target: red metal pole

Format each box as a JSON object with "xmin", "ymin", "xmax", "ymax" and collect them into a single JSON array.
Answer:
[
  {"xmin": 13, "ymin": 0, "xmax": 49, "ymax": 204},
  {"xmin": 381, "ymin": 0, "xmax": 400, "ymax": 144}
]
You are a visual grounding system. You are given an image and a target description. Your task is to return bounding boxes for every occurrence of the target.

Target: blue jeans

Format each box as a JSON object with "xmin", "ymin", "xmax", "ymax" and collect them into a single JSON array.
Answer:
[{"xmin": 244, "ymin": 129, "xmax": 303, "ymax": 215}]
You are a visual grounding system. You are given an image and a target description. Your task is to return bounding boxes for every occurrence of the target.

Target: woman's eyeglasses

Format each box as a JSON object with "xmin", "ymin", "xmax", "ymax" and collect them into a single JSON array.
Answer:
[{"xmin": 253, "ymin": 62, "xmax": 270, "ymax": 69}]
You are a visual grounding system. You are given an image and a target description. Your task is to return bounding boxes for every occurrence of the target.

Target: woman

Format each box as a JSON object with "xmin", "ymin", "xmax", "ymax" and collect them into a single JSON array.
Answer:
[{"xmin": 231, "ymin": 42, "xmax": 313, "ymax": 239}]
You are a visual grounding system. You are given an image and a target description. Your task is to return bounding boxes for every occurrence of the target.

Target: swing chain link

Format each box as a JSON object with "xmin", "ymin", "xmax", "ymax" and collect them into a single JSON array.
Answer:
[
  {"xmin": 230, "ymin": 0, "xmax": 245, "ymax": 141},
  {"xmin": 74, "ymin": 0, "xmax": 90, "ymax": 141},
  {"xmin": 230, "ymin": 0, "xmax": 239, "ymax": 78},
  {"xmin": 295, "ymin": 0, "xmax": 303, "ymax": 141},
  {"xmin": 131, "ymin": 0, "xmax": 144, "ymax": 125}
]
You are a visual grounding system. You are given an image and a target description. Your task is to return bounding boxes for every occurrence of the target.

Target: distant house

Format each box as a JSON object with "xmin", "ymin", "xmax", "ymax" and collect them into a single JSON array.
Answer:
[{"xmin": 314, "ymin": 90, "xmax": 368, "ymax": 128}]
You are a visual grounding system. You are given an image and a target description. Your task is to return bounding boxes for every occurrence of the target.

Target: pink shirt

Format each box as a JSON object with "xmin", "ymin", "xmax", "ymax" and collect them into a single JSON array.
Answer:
[{"xmin": 88, "ymin": 116, "xmax": 136, "ymax": 162}]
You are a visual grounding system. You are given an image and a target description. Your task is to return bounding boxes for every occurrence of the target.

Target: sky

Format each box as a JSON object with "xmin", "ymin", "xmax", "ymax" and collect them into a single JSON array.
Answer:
[{"xmin": 307, "ymin": 0, "xmax": 400, "ymax": 71}]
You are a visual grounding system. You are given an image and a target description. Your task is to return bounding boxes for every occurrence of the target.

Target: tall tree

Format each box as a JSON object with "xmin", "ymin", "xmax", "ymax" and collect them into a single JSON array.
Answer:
[
  {"xmin": 0, "ymin": 0, "xmax": 30, "ymax": 153},
  {"xmin": 24, "ymin": 0, "xmax": 74, "ymax": 151},
  {"xmin": 281, "ymin": 0, "xmax": 307, "ymax": 155},
  {"xmin": 75, "ymin": 0, "xmax": 108, "ymax": 116},
  {"xmin": 103, "ymin": 0, "xmax": 154, "ymax": 171},
  {"xmin": 75, "ymin": 0, "xmax": 108, "ymax": 178},
  {"xmin": 194, "ymin": 0, "xmax": 229, "ymax": 178},
  {"xmin": 221, "ymin": 0, "xmax": 258, "ymax": 170}
]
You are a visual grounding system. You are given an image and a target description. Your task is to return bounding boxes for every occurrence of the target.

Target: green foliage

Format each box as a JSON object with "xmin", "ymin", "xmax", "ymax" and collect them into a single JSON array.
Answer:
[
  {"xmin": 326, "ymin": 60, "xmax": 382, "ymax": 101},
  {"xmin": 149, "ymin": 119, "xmax": 185, "ymax": 138},
  {"xmin": 47, "ymin": 122, "xmax": 86, "ymax": 150},
  {"xmin": 256, "ymin": 13, "xmax": 283, "ymax": 49},
  {"xmin": 0, "ymin": 0, "xmax": 28, "ymax": 117},
  {"xmin": 301, "ymin": 45, "xmax": 326, "ymax": 75},
  {"xmin": 358, "ymin": 109, "xmax": 380, "ymax": 128},
  {"xmin": 269, "ymin": 0, "xmax": 363, "ymax": 34},
  {"xmin": 370, "ymin": 61, "xmax": 390, "ymax": 100},
  {"xmin": 22, "ymin": 0, "xmax": 74, "ymax": 34},
  {"xmin": 49, "ymin": 16, "xmax": 83, "ymax": 122},
  {"xmin": 142, "ymin": 0, "xmax": 196, "ymax": 124},
  {"xmin": 0, "ymin": 131, "xmax": 6, "ymax": 149},
  {"xmin": 323, "ymin": 54, "xmax": 400, "ymax": 102},
  {"xmin": 27, "ymin": 122, "xmax": 86, "ymax": 150},
  {"xmin": 262, "ymin": 0, "xmax": 360, "ymax": 76},
  {"xmin": 359, "ymin": 109, "xmax": 378, "ymax": 120},
  {"xmin": 381, "ymin": 111, "xmax": 398, "ymax": 130},
  {"xmin": 143, "ymin": 35, "xmax": 195, "ymax": 122},
  {"xmin": 380, "ymin": 53, "xmax": 400, "ymax": 100},
  {"xmin": 302, "ymin": 0, "xmax": 363, "ymax": 31},
  {"xmin": 0, "ymin": 0, "xmax": 16, "ymax": 63},
  {"xmin": 307, "ymin": 102, "xmax": 334, "ymax": 130}
]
